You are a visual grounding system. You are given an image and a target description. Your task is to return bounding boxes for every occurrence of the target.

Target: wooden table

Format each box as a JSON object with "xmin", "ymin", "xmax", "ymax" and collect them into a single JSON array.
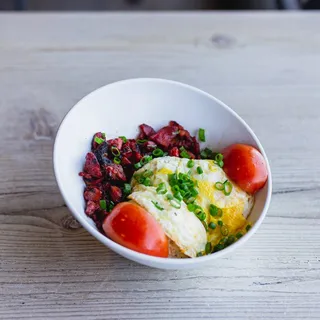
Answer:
[{"xmin": 1, "ymin": 13, "xmax": 319, "ymax": 320}]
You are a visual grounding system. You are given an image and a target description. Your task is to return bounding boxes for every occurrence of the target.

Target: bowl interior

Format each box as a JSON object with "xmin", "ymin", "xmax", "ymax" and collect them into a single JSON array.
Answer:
[{"xmin": 54, "ymin": 78, "xmax": 271, "ymax": 269}]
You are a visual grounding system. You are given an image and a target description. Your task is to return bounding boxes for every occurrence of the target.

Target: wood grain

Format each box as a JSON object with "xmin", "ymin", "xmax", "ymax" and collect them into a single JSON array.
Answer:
[{"xmin": 0, "ymin": 13, "xmax": 319, "ymax": 319}]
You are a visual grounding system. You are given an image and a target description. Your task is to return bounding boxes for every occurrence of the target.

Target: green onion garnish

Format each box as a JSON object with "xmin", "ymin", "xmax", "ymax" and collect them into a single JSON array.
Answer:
[
  {"xmin": 179, "ymin": 147, "xmax": 191, "ymax": 159},
  {"xmin": 196, "ymin": 166, "xmax": 203, "ymax": 174},
  {"xmin": 173, "ymin": 192, "xmax": 183, "ymax": 201},
  {"xmin": 202, "ymin": 221, "xmax": 208, "ymax": 231},
  {"xmin": 186, "ymin": 196, "xmax": 196, "ymax": 204},
  {"xmin": 137, "ymin": 139, "xmax": 147, "ymax": 144},
  {"xmin": 214, "ymin": 243, "xmax": 224, "ymax": 252},
  {"xmin": 205, "ymin": 242, "xmax": 212, "ymax": 254},
  {"xmin": 94, "ymin": 136, "xmax": 104, "ymax": 145},
  {"xmin": 198, "ymin": 128, "xmax": 206, "ymax": 142},
  {"xmin": 113, "ymin": 157, "xmax": 121, "ymax": 164},
  {"xmin": 142, "ymin": 177, "xmax": 151, "ymax": 186},
  {"xmin": 99, "ymin": 200, "xmax": 107, "ymax": 210},
  {"xmin": 215, "ymin": 182, "xmax": 225, "ymax": 191},
  {"xmin": 123, "ymin": 183, "xmax": 131, "ymax": 194},
  {"xmin": 236, "ymin": 232, "xmax": 243, "ymax": 239},
  {"xmin": 111, "ymin": 146, "xmax": 120, "ymax": 157},
  {"xmin": 187, "ymin": 203, "xmax": 196, "ymax": 212},
  {"xmin": 215, "ymin": 153, "xmax": 223, "ymax": 162},
  {"xmin": 187, "ymin": 160, "xmax": 194, "ymax": 168},
  {"xmin": 152, "ymin": 201, "xmax": 164, "ymax": 211},
  {"xmin": 166, "ymin": 194, "xmax": 174, "ymax": 200},
  {"xmin": 152, "ymin": 148, "xmax": 164, "ymax": 157},
  {"xmin": 226, "ymin": 235, "xmax": 235, "ymax": 245},
  {"xmin": 101, "ymin": 133, "xmax": 106, "ymax": 139},
  {"xmin": 209, "ymin": 204, "xmax": 223, "ymax": 217},
  {"xmin": 223, "ymin": 180, "xmax": 233, "ymax": 196},
  {"xmin": 218, "ymin": 220, "xmax": 223, "ymax": 226},
  {"xmin": 156, "ymin": 183, "xmax": 167, "ymax": 194},
  {"xmin": 196, "ymin": 211, "xmax": 206, "ymax": 221},
  {"xmin": 196, "ymin": 252, "xmax": 204, "ymax": 257},
  {"xmin": 143, "ymin": 170, "xmax": 153, "ymax": 178},
  {"xmin": 119, "ymin": 136, "xmax": 127, "ymax": 143},
  {"xmin": 134, "ymin": 162, "xmax": 142, "ymax": 169},
  {"xmin": 220, "ymin": 225, "xmax": 229, "ymax": 236},
  {"xmin": 246, "ymin": 224, "xmax": 252, "ymax": 232},
  {"xmin": 208, "ymin": 222, "xmax": 216, "ymax": 230},
  {"xmin": 141, "ymin": 155, "xmax": 153, "ymax": 165},
  {"xmin": 170, "ymin": 199, "xmax": 181, "ymax": 209}
]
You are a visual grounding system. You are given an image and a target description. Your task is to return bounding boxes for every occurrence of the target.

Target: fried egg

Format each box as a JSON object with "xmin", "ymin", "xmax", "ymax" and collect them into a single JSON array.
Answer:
[{"xmin": 128, "ymin": 156, "xmax": 253, "ymax": 258}]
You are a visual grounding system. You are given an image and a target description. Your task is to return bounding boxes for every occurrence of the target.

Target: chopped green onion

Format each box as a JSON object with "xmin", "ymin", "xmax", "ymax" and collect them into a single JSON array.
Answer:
[
  {"xmin": 196, "ymin": 211, "xmax": 206, "ymax": 221},
  {"xmin": 94, "ymin": 136, "xmax": 104, "ymax": 145},
  {"xmin": 218, "ymin": 220, "xmax": 223, "ymax": 226},
  {"xmin": 143, "ymin": 170, "xmax": 153, "ymax": 178},
  {"xmin": 186, "ymin": 196, "xmax": 196, "ymax": 204},
  {"xmin": 123, "ymin": 183, "xmax": 131, "ymax": 194},
  {"xmin": 196, "ymin": 252, "xmax": 204, "ymax": 257},
  {"xmin": 179, "ymin": 147, "xmax": 191, "ymax": 159},
  {"xmin": 113, "ymin": 157, "xmax": 121, "ymax": 164},
  {"xmin": 101, "ymin": 133, "xmax": 106, "ymax": 139},
  {"xmin": 217, "ymin": 160, "xmax": 224, "ymax": 168},
  {"xmin": 246, "ymin": 224, "xmax": 252, "ymax": 232},
  {"xmin": 190, "ymin": 188, "xmax": 199, "ymax": 197},
  {"xmin": 215, "ymin": 182, "xmax": 225, "ymax": 191},
  {"xmin": 99, "ymin": 200, "xmax": 107, "ymax": 210},
  {"xmin": 208, "ymin": 222, "xmax": 217, "ymax": 230},
  {"xmin": 236, "ymin": 232, "xmax": 243, "ymax": 239},
  {"xmin": 223, "ymin": 180, "xmax": 233, "ymax": 196},
  {"xmin": 205, "ymin": 242, "xmax": 212, "ymax": 254},
  {"xmin": 215, "ymin": 153, "xmax": 223, "ymax": 162},
  {"xmin": 156, "ymin": 183, "xmax": 167, "ymax": 194},
  {"xmin": 142, "ymin": 177, "xmax": 151, "ymax": 186},
  {"xmin": 198, "ymin": 128, "xmax": 206, "ymax": 142},
  {"xmin": 152, "ymin": 148, "xmax": 164, "ymax": 157},
  {"xmin": 134, "ymin": 162, "xmax": 142, "ymax": 169},
  {"xmin": 172, "ymin": 185, "xmax": 180, "ymax": 193},
  {"xmin": 214, "ymin": 243, "xmax": 224, "ymax": 252},
  {"xmin": 209, "ymin": 204, "xmax": 223, "ymax": 218},
  {"xmin": 137, "ymin": 139, "xmax": 147, "ymax": 144},
  {"xmin": 187, "ymin": 203, "xmax": 196, "ymax": 212},
  {"xmin": 163, "ymin": 152, "xmax": 168, "ymax": 156},
  {"xmin": 108, "ymin": 201, "xmax": 115, "ymax": 211},
  {"xmin": 152, "ymin": 201, "xmax": 164, "ymax": 211},
  {"xmin": 119, "ymin": 136, "xmax": 127, "ymax": 143},
  {"xmin": 220, "ymin": 225, "xmax": 229, "ymax": 236},
  {"xmin": 111, "ymin": 146, "xmax": 120, "ymax": 156},
  {"xmin": 197, "ymin": 166, "xmax": 203, "ymax": 174},
  {"xmin": 173, "ymin": 192, "xmax": 183, "ymax": 201},
  {"xmin": 226, "ymin": 235, "xmax": 235, "ymax": 245},
  {"xmin": 141, "ymin": 155, "xmax": 153, "ymax": 165},
  {"xmin": 202, "ymin": 221, "xmax": 208, "ymax": 231},
  {"xmin": 166, "ymin": 194, "xmax": 174, "ymax": 200},
  {"xmin": 187, "ymin": 160, "xmax": 194, "ymax": 168},
  {"xmin": 170, "ymin": 199, "xmax": 181, "ymax": 209}
]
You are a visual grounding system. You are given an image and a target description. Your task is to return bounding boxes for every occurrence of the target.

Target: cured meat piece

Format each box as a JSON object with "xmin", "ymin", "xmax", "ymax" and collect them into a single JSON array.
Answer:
[
  {"xmin": 84, "ymin": 187, "xmax": 102, "ymax": 202},
  {"xmin": 104, "ymin": 163, "xmax": 127, "ymax": 181},
  {"xmin": 83, "ymin": 152, "xmax": 102, "ymax": 178},
  {"xmin": 92, "ymin": 132, "xmax": 105, "ymax": 150},
  {"xmin": 85, "ymin": 200, "xmax": 100, "ymax": 216},
  {"xmin": 169, "ymin": 147, "xmax": 179, "ymax": 157},
  {"xmin": 110, "ymin": 186, "xmax": 122, "ymax": 203},
  {"xmin": 138, "ymin": 123, "xmax": 156, "ymax": 139}
]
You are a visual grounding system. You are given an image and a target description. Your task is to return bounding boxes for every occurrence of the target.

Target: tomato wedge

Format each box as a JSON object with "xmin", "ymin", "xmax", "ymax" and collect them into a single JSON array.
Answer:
[
  {"xmin": 222, "ymin": 144, "xmax": 268, "ymax": 194},
  {"xmin": 103, "ymin": 202, "xmax": 169, "ymax": 257}
]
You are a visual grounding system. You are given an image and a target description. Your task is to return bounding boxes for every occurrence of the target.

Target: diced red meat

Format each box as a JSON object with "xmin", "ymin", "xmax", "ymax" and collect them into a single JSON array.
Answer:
[
  {"xmin": 169, "ymin": 147, "xmax": 180, "ymax": 157},
  {"xmin": 85, "ymin": 200, "xmax": 100, "ymax": 216},
  {"xmin": 84, "ymin": 187, "xmax": 102, "ymax": 202},
  {"xmin": 121, "ymin": 156, "xmax": 131, "ymax": 166},
  {"xmin": 149, "ymin": 125, "xmax": 179, "ymax": 150},
  {"xmin": 169, "ymin": 121, "xmax": 184, "ymax": 130},
  {"xmin": 107, "ymin": 138, "xmax": 123, "ymax": 151},
  {"xmin": 110, "ymin": 186, "xmax": 122, "ymax": 203},
  {"xmin": 192, "ymin": 136, "xmax": 200, "ymax": 158},
  {"xmin": 121, "ymin": 142, "xmax": 133, "ymax": 159},
  {"xmin": 128, "ymin": 139, "xmax": 140, "ymax": 153},
  {"xmin": 138, "ymin": 124, "xmax": 156, "ymax": 139},
  {"xmin": 83, "ymin": 152, "xmax": 102, "ymax": 178},
  {"xmin": 186, "ymin": 151, "xmax": 196, "ymax": 159},
  {"xmin": 104, "ymin": 163, "xmax": 127, "ymax": 181},
  {"xmin": 133, "ymin": 151, "xmax": 143, "ymax": 162},
  {"xmin": 92, "ymin": 132, "xmax": 105, "ymax": 150},
  {"xmin": 143, "ymin": 141, "xmax": 157, "ymax": 151}
]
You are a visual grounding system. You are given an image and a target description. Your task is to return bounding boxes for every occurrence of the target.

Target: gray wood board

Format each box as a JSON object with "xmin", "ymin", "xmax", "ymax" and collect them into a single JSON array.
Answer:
[{"xmin": 0, "ymin": 13, "xmax": 319, "ymax": 320}]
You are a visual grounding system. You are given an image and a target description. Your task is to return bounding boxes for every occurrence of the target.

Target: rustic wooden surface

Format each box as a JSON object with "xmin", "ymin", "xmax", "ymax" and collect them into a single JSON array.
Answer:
[{"xmin": 0, "ymin": 13, "xmax": 319, "ymax": 320}]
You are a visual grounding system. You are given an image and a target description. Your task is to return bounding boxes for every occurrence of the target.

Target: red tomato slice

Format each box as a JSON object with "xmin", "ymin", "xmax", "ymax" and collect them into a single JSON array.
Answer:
[
  {"xmin": 103, "ymin": 202, "xmax": 169, "ymax": 257},
  {"xmin": 222, "ymin": 144, "xmax": 268, "ymax": 194}
]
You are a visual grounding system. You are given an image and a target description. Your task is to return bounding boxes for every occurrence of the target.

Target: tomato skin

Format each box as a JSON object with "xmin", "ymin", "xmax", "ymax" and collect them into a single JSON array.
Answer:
[
  {"xmin": 222, "ymin": 144, "xmax": 268, "ymax": 194},
  {"xmin": 103, "ymin": 202, "xmax": 169, "ymax": 257}
]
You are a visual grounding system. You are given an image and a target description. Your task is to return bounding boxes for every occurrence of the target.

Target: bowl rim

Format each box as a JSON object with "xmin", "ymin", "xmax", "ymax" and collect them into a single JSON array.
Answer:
[{"xmin": 53, "ymin": 78, "xmax": 272, "ymax": 267}]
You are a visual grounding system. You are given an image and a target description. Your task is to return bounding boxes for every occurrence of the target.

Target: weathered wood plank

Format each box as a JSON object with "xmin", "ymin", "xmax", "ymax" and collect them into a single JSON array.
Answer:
[{"xmin": 0, "ymin": 13, "xmax": 319, "ymax": 319}]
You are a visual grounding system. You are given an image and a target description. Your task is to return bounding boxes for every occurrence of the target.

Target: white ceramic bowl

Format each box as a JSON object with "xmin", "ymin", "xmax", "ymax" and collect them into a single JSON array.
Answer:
[{"xmin": 53, "ymin": 78, "xmax": 272, "ymax": 269}]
